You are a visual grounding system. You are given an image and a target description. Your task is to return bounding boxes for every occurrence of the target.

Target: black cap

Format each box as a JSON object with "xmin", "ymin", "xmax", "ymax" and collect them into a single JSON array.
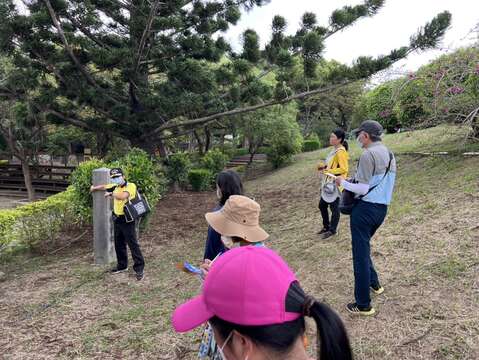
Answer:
[
  {"xmin": 352, "ymin": 120, "xmax": 384, "ymax": 137},
  {"xmin": 110, "ymin": 168, "xmax": 124, "ymax": 178}
]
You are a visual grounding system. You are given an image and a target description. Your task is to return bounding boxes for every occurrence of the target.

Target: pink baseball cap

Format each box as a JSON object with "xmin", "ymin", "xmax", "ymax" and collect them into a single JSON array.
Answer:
[{"xmin": 172, "ymin": 246, "xmax": 301, "ymax": 333}]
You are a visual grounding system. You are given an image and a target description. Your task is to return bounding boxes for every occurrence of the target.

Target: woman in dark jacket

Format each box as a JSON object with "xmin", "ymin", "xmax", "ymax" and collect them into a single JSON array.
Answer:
[{"xmin": 203, "ymin": 170, "xmax": 244, "ymax": 260}]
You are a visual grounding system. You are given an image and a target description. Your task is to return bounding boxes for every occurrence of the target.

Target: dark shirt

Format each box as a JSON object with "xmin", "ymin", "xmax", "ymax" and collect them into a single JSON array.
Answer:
[{"xmin": 203, "ymin": 206, "xmax": 226, "ymax": 260}]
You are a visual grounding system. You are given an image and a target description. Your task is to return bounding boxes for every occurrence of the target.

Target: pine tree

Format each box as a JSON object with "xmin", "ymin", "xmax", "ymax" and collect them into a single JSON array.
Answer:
[{"xmin": 0, "ymin": 1, "xmax": 451, "ymax": 154}]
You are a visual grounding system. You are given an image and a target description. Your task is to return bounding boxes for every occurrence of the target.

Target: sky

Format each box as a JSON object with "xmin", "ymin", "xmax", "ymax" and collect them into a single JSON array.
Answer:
[{"xmin": 225, "ymin": 0, "xmax": 478, "ymax": 77}]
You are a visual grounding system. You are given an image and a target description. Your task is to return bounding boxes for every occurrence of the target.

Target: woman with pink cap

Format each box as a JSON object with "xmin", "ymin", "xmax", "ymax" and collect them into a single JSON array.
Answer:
[
  {"xmin": 197, "ymin": 194, "xmax": 268, "ymax": 358},
  {"xmin": 173, "ymin": 246, "xmax": 352, "ymax": 360}
]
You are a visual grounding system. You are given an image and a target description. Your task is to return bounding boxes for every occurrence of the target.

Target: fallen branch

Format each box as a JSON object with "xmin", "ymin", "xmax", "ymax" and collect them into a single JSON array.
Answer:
[{"xmin": 398, "ymin": 151, "xmax": 479, "ymax": 157}]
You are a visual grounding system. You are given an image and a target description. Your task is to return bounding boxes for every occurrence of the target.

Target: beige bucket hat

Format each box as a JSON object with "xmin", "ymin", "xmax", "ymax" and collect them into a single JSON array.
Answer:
[{"xmin": 205, "ymin": 195, "xmax": 269, "ymax": 243}]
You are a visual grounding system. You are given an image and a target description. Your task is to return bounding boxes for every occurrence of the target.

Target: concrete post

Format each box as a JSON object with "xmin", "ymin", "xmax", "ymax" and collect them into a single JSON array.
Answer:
[{"xmin": 92, "ymin": 168, "xmax": 115, "ymax": 265}]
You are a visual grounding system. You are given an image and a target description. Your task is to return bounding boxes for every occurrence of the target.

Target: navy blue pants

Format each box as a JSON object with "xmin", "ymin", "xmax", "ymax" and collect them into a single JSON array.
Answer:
[{"xmin": 350, "ymin": 200, "xmax": 387, "ymax": 308}]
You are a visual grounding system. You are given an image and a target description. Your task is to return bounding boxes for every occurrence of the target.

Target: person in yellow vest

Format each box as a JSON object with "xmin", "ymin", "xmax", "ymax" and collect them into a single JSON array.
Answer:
[
  {"xmin": 317, "ymin": 129, "xmax": 349, "ymax": 239},
  {"xmin": 90, "ymin": 168, "xmax": 145, "ymax": 280}
]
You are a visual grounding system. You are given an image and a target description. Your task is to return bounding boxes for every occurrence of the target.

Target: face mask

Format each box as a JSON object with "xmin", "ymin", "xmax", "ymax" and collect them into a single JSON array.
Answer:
[
  {"xmin": 356, "ymin": 134, "xmax": 364, "ymax": 148},
  {"xmin": 217, "ymin": 331, "xmax": 233, "ymax": 360},
  {"xmin": 111, "ymin": 176, "xmax": 124, "ymax": 185}
]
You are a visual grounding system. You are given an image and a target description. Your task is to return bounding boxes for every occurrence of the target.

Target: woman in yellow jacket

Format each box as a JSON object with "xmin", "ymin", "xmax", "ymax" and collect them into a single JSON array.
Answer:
[{"xmin": 317, "ymin": 129, "xmax": 349, "ymax": 239}]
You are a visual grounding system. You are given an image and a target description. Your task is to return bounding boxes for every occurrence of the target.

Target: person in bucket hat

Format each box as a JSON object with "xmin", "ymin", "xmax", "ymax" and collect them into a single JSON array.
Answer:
[
  {"xmin": 173, "ymin": 246, "xmax": 352, "ymax": 360},
  {"xmin": 198, "ymin": 195, "xmax": 268, "ymax": 359},
  {"xmin": 205, "ymin": 195, "xmax": 268, "ymax": 245},
  {"xmin": 204, "ymin": 170, "xmax": 244, "ymax": 261}
]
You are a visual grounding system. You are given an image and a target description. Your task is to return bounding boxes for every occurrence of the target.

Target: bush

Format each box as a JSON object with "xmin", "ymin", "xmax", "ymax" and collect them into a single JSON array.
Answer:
[
  {"xmin": 188, "ymin": 168, "xmax": 213, "ymax": 191},
  {"xmin": 70, "ymin": 158, "xmax": 107, "ymax": 221},
  {"xmin": 219, "ymin": 144, "xmax": 236, "ymax": 159},
  {"xmin": 0, "ymin": 188, "xmax": 77, "ymax": 254},
  {"xmin": 257, "ymin": 146, "xmax": 270, "ymax": 154},
  {"xmin": 302, "ymin": 134, "xmax": 321, "ymax": 152},
  {"xmin": 165, "ymin": 152, "xmax": 191, "ymax": 189},
  {"xmin": 234, "ymin": 148, "xmax": 250, "ymax": 157},
  {"xmin": 70, "ymin": 149, "xmax": 166, "ymax": 223},
  {"xmin": 266, "ymin": 114, "xmax": 303, "ymax": 169},
  {"xmin": 201, "ymin": 148, "xmax": 228, "ymax": 177}
]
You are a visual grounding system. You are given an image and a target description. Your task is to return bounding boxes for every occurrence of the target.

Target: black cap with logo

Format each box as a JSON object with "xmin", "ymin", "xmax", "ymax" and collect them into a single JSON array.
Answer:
[{"xmin": 110, "ymin": 168, "xmax": 124, "ymax": 178}]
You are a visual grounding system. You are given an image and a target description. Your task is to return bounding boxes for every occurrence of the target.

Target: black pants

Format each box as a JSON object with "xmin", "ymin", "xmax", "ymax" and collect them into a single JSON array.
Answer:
[
  {"xmin": 319, "ymin": 197, "xmax": 340, "ymax": 233},
  {"xmin": 114, "ymin": 217, "xmax": 145, "ymax": 274}
]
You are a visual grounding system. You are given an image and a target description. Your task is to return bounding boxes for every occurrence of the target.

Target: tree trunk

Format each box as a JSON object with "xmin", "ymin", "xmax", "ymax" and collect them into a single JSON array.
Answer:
[
  {"xmin": 96, "ymin": 131, "xmax": 112, "ymax": 158},
  {"xmin": 156, "ymin": 138, "xmax": 168, "ymax": 159},
  {"xmin": 21, "ymin": 157, "xmax": 35, "ymax": 201},
  {"xmin": 193, "ymin": 130, "xmax": 204, "ymax": 155},
  {"xmin": 204, "ymin": 127, "xmax": 211, "ymax": 153}
]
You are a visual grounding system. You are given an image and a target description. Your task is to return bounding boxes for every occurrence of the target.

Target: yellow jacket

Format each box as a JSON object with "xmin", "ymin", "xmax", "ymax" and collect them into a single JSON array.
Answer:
[{"xmin": 325, "ymin": 146, "xmax": 349, "ymax": 177}]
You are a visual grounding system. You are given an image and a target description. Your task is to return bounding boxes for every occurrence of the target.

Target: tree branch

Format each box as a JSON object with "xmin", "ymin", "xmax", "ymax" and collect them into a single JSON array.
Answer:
[
  {"xmin": 65, "ymin": 14, "xmax": 110, "ymax": 49},
  {"xmin": 133, "ymin": 1, "xmax": 162, "ymax": 76},
  {"xmin": 43, "ymin": 0, "xmax": 128, "ymax": 106},
  {"xmin": 147, "ymin": 80, "xmax": 357, "ymax": 138}
]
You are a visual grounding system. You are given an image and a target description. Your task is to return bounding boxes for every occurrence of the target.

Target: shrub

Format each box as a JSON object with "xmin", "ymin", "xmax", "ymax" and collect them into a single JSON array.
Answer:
[
  {"xmin": 165, "ymin": 152, "xmax": 191, "ymax": 189},
  {"xmin": 188, "ymin": 168, "xmax": 213, "ymax": 191},
  {"xmin": 219, "ymin": 144, "xmax": 236, "ymax": 159},
  {"xmin": 201, "ymin": 148, "xmax": 228, "ymax": 176},
  {"xmin": 70, "ymin": 158, "xmax": 107, "ymax": 221},
  {"xmin": 70, "ymin": 149, "xmax": 166, "ymax": 223},
  {"xmin": 231, "ymin": 165, "xmax": 246, "ymax": 174},
  {"xmin": 0, "ymin": 188, "xmax": 77, "ymax": 254},
  {"xmin": 257, "ymin": 146, "xmax": 270, "ymax": 154},
  {"xmin": 234, "ymin": 148, "xmax": 250, "ymax": 157},
  {"xmin": 302, "ymin": 134, "xmax": 321, "ymax": 152},
  {"xmin": 266, "ymin": 115, "xmax": 303, "ymax": 169}
]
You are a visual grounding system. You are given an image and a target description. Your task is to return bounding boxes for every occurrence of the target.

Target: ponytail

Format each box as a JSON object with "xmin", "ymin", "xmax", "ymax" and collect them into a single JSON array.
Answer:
[
  {"xmin": 342, "ymin": 140, "xmax": 349, "ymax": 151},
  {"xmin": 309, "ymin": 302, "xmax": 353, "ymax": 360},
  {"xmin": 288, "ymin": 282, "xmax": 352, "ymax": 360},
  {"xmin": 210, "ymin": 282, "xmax": 353, "ymax": 360}
]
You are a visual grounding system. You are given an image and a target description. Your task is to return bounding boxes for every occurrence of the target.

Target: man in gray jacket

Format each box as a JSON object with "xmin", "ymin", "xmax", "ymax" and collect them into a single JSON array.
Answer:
[{"xmin": 336, "ymin": 120, "xmax": 396, "ymax": 316}]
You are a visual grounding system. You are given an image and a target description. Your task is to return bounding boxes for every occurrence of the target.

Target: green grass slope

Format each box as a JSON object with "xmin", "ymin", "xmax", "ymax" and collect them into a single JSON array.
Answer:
[{"xmin": 0, "ymin": 125, "xmax": 477, "ymax": 359}]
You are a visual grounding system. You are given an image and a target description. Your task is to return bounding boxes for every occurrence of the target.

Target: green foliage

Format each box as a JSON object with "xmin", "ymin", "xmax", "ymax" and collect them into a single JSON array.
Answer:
[
  {"xmin": 188, "ymin": 168, "xmax": 213, "ymax": 191},
  {"xmin": 201, "ymin": 148, "xmax": 228, "ymax": 177},
  {"xmin": 234, "ymin": 148, "xmax": 250, "ymax": 157},
  {"xmin": 266, "ymin": 106, "xmax": 304, "ymax": 168},
  {"xmin": 44, "ymin": 126, "xmax": 96, "ymax": 156},
  {"xmin": 165, "ymin": 152, "xmax": 192, "ymax": 189},
  {"xmin": 70, "ymin": 158, "xmax": 107, "ymax": 221},
  {"xmin": 69, "ymin": 149, "xmax": 166, "ymax": 223},
  {"xmin": 302, "ymin": 133, "xmax": 321, "ymax": 152},
  {"xmin": 0, "ymin": 188, "xmax": 77, "ymax": 253},
  {"xmin": 353, "ymin": 46, "xmax": 479, "ymax": 134},
  {"xmin": 242, "ymin": 29, "xmax": 261, "ymax": 63}
]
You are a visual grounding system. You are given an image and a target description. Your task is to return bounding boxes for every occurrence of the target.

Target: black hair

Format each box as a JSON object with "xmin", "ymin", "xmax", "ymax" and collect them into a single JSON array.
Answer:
[
  {"xmin": 216, "ymin": 170, "xmax": 244, "ymax": 206},
  {"xmin": 209, "ymin": 282, "xmax": 352, "ymax": 360},
  {"xmin": 332, "ymin": 129, "xmax": 349, "ymax": 151}
]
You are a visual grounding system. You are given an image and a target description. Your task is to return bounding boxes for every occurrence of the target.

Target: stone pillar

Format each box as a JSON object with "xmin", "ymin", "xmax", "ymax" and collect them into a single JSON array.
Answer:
[{"xmin": 92, "ymin": 168, "xmax": 115, "ymax": 265}]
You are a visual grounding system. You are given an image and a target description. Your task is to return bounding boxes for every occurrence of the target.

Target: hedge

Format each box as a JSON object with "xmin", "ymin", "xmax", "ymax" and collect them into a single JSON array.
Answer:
[
  {"xmin": 0, "ymin": 187, "xmax": 77, "ymax": 254},
  {"xmin": 188, "ymin": 168, "xmax": 213, "ymax": 191}
]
